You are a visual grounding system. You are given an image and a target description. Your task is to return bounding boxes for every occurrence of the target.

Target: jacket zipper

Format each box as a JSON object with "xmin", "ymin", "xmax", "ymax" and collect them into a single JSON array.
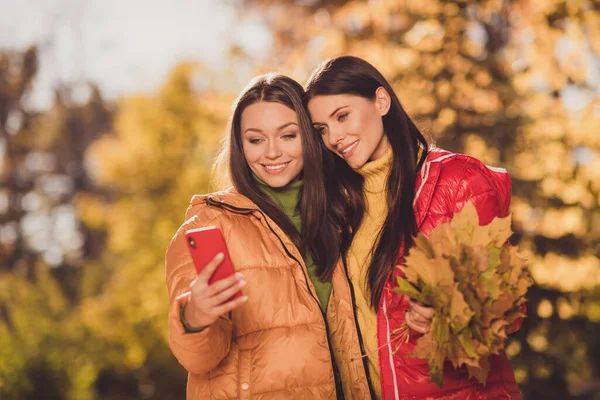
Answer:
[
  {"xmin": 206, "ymin": 197, "xmax": 344, "ymax": 398},
  {"xmin": 341, "ymin": 253, "xmax": 377, "ymax": 398}
]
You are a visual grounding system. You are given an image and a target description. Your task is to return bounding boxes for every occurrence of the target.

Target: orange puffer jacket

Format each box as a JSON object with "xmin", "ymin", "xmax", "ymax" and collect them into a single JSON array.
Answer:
[{"xmin": 165, "ymin": 191, "xmax": 372, "ymax": 399}]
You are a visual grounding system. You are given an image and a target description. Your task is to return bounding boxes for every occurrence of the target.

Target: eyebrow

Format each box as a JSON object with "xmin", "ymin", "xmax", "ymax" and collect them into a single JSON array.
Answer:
[
  {"xmin": 329, "ymin": 106, "xmax": 348, "ymax": 118},
  {"xmin": 313, "ymin": 106, "xmax": 349, "ymax": 126},
  {"xmin": 244, "ymin": 122, "xmax": 298, "ymax": 134},
  {"xmin": 312, "ymin": 105, "xmax": 349, "ymax": 127}
]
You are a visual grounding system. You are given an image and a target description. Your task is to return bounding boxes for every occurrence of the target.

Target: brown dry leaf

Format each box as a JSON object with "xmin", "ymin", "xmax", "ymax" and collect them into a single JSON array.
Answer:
[
  {"xmin": 473, "ymin": 245, "xmax": 492, "ymax": 272},
  {"xmin": 481, "ymin": 213, "xmax": 513, "ymax": 247},
  {"xmin": 427, "ymin": 222, "xmax": 460, "ymax": 258},
  {"xmin": 450, "ymin": 201, "xmax": 480, "ymax": 245},
  {"xmin": 400, "ymin": 261, "xmax": 420, "ymax": 285},
  {"xmin": 507, "ymin": 251, "xmax": 528, "ymax": 282},
  {"xmin": 453, "ymin": 345, "xmax": 480, "ymax": 369},
  {"xmin": 403, "ymin": 246, "xmax": 455, "ymax": 288},
  {"xmin": 395, "ymin": 276, "xmax": 425, "ymax": 302},
  {"xmin": 432, "ymin": 314, "xmax": 450, "ymax": 346},
  {"xmin": 478, "ymin": 266, "xmax": 503, "ymax": 301},
  {"xmin": 469, "ymin": 224, "xmax": 493, "ymax": 248},
  {"xmin": 434, "ymin": 258, "xmax": 456, "ymax": 287},
  {"xmin": 428, "ymin": 349, "xmax": 447, "ymax": 387},
  {"xmin": 476, "ymin": 342, "xmax": 490, "ymax": 355},
  {"xmin": 404, "ymin": 246, "xmax": 438, "ymax": 286},
  {"xmin": 410, "ymin": 330, "xmax": 435, "ymax": 360},
  {"xmin": 497, "ymin": 246, "xmax": 513, "ymax": 274},
  {"xmin": 467, "ymin": 356, "xmax": 490, "ymax": 384},
  {"xmin": 490, "ymin": 319, "xmax": 509, "ymax": 339},
  {"xmin": 449, "ymin": 284, "xmax": 474, "ymax": 333},
  {"xmin": 516, "ymin": 273, "xmax": 534, "ymax": 298},
  {"xmin": 504, "ymin": 307, "xmax": 526, "ymax": 323},
  {"xmin": 414, "ymin": 233, "xmax": 436, "ymax": 258},
  {"xmin": 491, "ymin": 292, "xmax": 516, "ymax": 317}
]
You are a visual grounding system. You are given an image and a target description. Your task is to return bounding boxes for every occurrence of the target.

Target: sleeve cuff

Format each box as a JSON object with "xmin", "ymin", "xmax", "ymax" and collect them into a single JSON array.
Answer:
[{"xmin": 180, "ymin": 302, "xmax": 207, "ymax": 333}]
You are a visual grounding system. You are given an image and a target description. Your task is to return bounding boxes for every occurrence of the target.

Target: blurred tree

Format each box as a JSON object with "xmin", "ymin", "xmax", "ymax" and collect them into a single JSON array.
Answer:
[
  {"xmin": 0, "ymin": 46, "xmax": 113, "ymax": 399},
  {"xmin": 0, "ymin": 46, "xmax": 38, "ymax": 275},
  {"xmin": 501, "ymin": 2, "xmax": 600, "ymax": 398},
  {"xmin": 77, "ymin": 62, "xmax": 231, "ymax": 399},
  {"xmin": 236, "ymin": 0, "xmax": 600, "ymax": 398}
]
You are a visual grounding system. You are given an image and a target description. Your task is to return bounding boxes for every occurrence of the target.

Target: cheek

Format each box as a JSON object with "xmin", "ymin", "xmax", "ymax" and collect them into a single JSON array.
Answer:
[
  {"xmin": 242, "ymin": 144, "xmax": 260, "ymax": 164},
  {"xmin": 283, "ymin": 141, "xmax": 304, "ymax": 170},
  {"xmin": 290, "ymin": 142, "xmax": 304, "ymax": 165},
  {"xmin": 360, "ymin": 112, "xmax": 383, "ymax": 141}
]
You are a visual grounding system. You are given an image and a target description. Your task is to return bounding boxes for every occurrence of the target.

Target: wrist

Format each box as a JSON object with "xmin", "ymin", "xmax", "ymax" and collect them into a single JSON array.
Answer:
[{"xmin": 181, "ymin": 302, "xmax": 207, "ymax": 333}]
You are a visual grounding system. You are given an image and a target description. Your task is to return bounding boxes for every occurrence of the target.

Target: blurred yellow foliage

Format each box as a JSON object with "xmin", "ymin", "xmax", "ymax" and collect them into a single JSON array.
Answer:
[
  {"xmin": 531, "ymin": 253, "xmax": 600, "ymax": 291},
  {"xmin": 72, "ymin": 62, "xmax": 230, "ymax": 394}
]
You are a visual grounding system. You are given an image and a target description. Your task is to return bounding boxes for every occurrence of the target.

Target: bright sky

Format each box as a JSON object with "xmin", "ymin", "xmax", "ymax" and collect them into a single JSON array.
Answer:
[{"xmin": 0, "ymin": 0, "xmax": 272, "ymax": 109}]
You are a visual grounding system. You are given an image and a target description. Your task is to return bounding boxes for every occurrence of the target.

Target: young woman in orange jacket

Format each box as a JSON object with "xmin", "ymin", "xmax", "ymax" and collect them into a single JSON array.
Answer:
[{"xmin": 165, "ymin": 74, "xmax": 365, "ymax": 399}]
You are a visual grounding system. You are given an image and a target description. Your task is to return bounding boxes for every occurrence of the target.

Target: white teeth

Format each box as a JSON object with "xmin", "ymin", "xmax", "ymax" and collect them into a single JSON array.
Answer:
[
  {"xmin": 264, "ymin": 162, "xmax": 288, "ymax": 170},
  {"xmin": 342, "ymin": 141, "xmax": 358, "ymax": 154}
]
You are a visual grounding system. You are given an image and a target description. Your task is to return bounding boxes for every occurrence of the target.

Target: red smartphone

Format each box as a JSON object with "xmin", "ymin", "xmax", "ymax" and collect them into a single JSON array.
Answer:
[{"xmin": 185, "ymin": 226, "xmax": 242, "ymax": 300}]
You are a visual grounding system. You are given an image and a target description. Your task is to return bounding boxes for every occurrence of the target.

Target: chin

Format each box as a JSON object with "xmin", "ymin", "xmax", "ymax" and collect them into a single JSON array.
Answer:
[
  {"xmin": 262, "ymin": 176, "xmax": 292, "ymax": 188},
  {"xmin": 346, "ymin": 154, "xmax": 368, "ymax": 170}
]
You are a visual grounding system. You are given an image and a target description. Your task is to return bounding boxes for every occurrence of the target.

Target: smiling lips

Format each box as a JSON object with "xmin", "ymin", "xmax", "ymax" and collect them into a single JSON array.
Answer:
[
  {"xmin": 339, "ymin": 140, "xmax": 359, "ymax": 159},
  {"xmin": 261, "ymin": 161, "xmax": 291, "ymax": 174}
]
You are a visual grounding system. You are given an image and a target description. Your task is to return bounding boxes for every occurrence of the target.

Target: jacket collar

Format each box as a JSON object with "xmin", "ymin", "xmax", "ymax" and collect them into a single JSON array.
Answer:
[
  {"xmin": 190, "ymin": 188, "xmax": 260, "ymax": 211},
  {"xmin": 413, "ymin": 147, "xmax": 454, "ymax": 228}
]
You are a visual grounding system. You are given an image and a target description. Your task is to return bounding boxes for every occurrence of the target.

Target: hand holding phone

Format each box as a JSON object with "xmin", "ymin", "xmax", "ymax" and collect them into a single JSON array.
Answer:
[
  {"xmin": 183, "ymin": 227, "xmax": 248, "ymax": 329},
  {"xmin": 185, "ymin": 226, "xmax": 242, "ymax": 294}
]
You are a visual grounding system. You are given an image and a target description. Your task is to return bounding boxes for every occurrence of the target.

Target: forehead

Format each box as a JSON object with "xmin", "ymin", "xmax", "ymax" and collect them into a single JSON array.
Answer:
[{"xmin": 241, "ymin": 101, "xmax": 297, "ymax": 130}]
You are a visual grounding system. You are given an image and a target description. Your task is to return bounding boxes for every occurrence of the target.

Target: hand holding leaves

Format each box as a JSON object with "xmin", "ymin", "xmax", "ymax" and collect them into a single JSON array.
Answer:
[{"xmin": 405, "ymin": 300, "xmax": 435, "ymax": 334}]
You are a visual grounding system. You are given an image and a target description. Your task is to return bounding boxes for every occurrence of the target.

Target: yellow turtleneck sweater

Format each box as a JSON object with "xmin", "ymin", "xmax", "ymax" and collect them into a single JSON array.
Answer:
[{"xmin": 347, "ymin": 147, "xmax": 392, "ymax": 399}]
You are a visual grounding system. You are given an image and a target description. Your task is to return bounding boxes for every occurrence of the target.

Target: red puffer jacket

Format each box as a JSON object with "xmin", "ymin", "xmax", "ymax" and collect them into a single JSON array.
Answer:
[{"xmin": 377, "ymin": 148, "xmax": 523, "ymax": 399}]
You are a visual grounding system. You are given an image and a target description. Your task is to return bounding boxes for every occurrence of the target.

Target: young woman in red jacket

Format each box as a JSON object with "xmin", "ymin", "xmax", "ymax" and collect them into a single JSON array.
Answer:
[{"xmin": 305, "ymin": 55, "xmax": 524, "ymax": 399}]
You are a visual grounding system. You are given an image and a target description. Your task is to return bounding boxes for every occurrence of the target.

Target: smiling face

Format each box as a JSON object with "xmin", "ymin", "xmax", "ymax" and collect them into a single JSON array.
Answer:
[
  {"xmin": 307, "ymin": 88, "xmax": 391, "ymax": 169},
  {"xmin": 241, "ymin": 101, "xmax": 303, "ymax": 188}
]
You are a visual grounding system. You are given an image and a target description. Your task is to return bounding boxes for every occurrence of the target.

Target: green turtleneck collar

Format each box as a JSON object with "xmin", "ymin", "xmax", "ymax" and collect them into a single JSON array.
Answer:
[{"xmin": 253, "ymin": 174, "xmax": 303, "ymax": 231}]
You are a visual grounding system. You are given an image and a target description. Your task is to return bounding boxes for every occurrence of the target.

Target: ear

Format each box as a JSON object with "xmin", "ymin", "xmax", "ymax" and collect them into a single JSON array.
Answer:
[{"xmin": 375, "ymin": 87, "xmax": 391, "ymax": 116}]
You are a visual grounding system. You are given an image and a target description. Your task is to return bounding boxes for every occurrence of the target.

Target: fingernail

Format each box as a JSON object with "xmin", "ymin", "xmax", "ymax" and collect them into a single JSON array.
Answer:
[
  {"xmin": 235, "ymin": 272, "xmax": 243, "ymax": 280},
  {"xmin": 217, "ymin": 252, "xmax": 224, "ymax": 260},
  {"xmin": 239, "ymin": 280, "xmax": 246, "ymax": 287},
  {"xmin": 241, "ymin": 296, "xmax": 249, "ymax": 302}
]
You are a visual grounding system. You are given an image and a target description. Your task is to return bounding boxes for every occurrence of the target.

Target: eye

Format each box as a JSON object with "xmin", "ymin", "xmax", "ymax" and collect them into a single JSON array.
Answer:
[
  {"xmin": 282, "ymin": 133, "xmax": 297, "ymax": 140},
  {"xmin": 248, "ymin": 138, "xmax": 264, "ymax": 144},
  {"xmin": 337, "ymin": 112, "xmax": 349, "ymax": 122},
  {"xmin": 314, "ymin": 125, "xmax": 327, "ymax": 135}
]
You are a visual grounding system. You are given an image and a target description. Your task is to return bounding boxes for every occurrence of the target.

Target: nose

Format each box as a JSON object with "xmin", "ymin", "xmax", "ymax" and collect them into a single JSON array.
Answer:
[
  {"xmin": 328, "ymin": 126, "xmax": 345, "ymax": 149},
  {"xmin": 266, "ymin": 139, "xmax": 282, "ymax": 159}
]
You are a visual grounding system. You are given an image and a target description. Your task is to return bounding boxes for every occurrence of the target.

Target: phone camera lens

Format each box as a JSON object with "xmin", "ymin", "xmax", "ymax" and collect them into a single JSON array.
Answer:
[{"xmin": 188, "ymin": 237, "xmax": 196, "ymax": 249}]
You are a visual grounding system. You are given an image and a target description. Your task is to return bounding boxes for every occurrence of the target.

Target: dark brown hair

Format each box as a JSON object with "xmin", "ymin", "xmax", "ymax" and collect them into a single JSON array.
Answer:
[
  {"xmin": 226, "ymin": 73, "xmax": 341, "ymax": 279},
  {"xmin": 305, "ymin": 56, "xmax": 429, "ymax": 307}
]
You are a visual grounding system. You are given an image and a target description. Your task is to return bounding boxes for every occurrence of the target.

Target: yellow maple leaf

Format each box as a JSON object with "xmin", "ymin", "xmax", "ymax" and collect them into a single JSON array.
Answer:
[
  {"xmin": 449, "ymin": 201, "xmax": 480, "ymax": 245},
  {"xmin": 426, "ymin": 222, "xmax": 460, "ymax": 258},
  {"xmin": 449, "ymin": 284, "xmax": 475, "ymax": 333}
]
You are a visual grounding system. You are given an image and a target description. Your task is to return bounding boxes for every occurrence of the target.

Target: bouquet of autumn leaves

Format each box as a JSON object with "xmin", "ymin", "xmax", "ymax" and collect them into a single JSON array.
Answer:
[{"xmin": 393, "ymin": 201, "xmax": 533, "ymax": 387}]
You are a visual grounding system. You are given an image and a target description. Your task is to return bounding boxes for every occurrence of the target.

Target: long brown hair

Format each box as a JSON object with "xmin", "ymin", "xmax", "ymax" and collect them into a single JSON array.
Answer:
[
  {"xmin": 224, "ymin": 73, "xmax": 341, "ymax": 280},
  {"xmin": 305, "ymin": 56, "xmax": 429, "ymax": 307}
]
